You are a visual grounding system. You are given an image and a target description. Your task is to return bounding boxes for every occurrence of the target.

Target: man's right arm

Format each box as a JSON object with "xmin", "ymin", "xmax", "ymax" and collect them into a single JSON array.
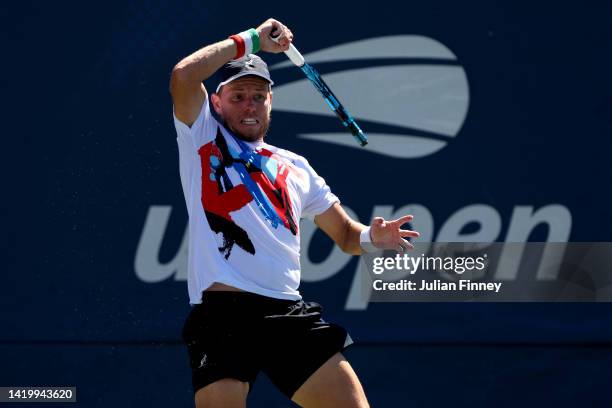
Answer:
[
  {"xmin": 169, "ymin": 18, "xmax": 294, "ymax": 127},
  {"xmin": 170, "ymin": 39, "xmax": 236, "ymax": 126}
]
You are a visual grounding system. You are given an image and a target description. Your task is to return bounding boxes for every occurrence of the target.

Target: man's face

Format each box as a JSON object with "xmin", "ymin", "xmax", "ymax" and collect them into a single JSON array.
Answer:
[{"xmin": 211, "ymin": 76, "xmax": 272, "ymax": 142}]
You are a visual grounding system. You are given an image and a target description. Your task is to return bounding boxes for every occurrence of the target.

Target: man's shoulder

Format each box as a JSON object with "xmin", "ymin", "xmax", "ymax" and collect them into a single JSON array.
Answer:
[{"xmin": 173, "ymin": 96, "xmax": 221, "ymax": 145}]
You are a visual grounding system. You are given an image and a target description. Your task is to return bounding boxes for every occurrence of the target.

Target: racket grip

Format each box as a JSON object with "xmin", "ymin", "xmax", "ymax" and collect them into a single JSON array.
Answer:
[
  {"xmin": 283, "ymin": 44, "xmax": 305, "ymax": 67},
  {"xmin": 270, "ymin": 32, "xmax": 305, "ymax": 66}
]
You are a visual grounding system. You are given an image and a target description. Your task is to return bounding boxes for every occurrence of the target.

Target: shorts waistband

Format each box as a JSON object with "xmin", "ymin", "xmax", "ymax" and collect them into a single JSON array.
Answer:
[
  {"xmin": 199, "ymin": 291, "xmax": 298, "ymax": 315},
  {"xmin": 201, "ymin": 290, "xmax": 295, "ymax": 302}
]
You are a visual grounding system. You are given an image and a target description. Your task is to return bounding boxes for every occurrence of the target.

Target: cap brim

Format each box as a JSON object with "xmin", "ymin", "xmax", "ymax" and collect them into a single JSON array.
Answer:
[{"xmin": 215, "ymin": 72, "xmax": 274, "ymax": 93}]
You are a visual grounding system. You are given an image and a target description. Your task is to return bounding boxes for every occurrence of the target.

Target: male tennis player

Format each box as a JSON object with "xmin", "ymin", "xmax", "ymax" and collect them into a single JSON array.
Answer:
[{"xmin": 170, "ymin": 18, "xmax": 419, "ymax": 408}]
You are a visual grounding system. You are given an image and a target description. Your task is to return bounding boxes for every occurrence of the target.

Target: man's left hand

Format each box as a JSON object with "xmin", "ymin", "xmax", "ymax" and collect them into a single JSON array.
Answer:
[{"xmin": 370, "ymin": 215, "xmax": 420, "ymax": 252}]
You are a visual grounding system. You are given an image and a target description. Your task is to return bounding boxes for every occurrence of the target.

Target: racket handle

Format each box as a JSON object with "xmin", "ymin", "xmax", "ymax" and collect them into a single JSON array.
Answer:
[
  {"xmin": 270, "ymin": 32, "xmax": 305, "ymax": 67},
  {"xmin": 283, "ymin": 44, "xmax": 305, "ymax": 67}
]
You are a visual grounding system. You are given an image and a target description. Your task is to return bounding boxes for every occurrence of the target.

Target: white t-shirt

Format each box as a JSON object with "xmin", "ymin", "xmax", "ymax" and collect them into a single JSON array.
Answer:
[{"xmin": 174, "ymin": 97, "xmax": 339, "ymax": 304}]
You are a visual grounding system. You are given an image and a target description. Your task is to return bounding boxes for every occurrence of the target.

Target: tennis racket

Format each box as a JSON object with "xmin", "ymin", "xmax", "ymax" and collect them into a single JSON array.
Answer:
[{"xmin": 271, "ymin": 34, "xmax": 368, "ymax": 146}]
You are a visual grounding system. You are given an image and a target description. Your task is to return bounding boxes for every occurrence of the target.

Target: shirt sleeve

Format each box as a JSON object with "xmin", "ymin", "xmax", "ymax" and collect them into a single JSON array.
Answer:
[
  {"xmin": 173, "ymin": 96, "xmax": 217, "ymax": 210},
  {"xmin": 173, "ymin": 96, "xmax": 216, "ymax": 149},
  {"xmin": 300, "ymin": 157, "xmax": 340, "ymax": 220}
]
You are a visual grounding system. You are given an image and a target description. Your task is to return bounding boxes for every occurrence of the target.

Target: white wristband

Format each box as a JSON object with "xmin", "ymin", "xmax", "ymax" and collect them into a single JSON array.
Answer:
[
  {"xmin": 359, "ymin": 227, "xmax": 379, "ymax": 253},
  {"xmin": 238, "ymin": 30, "xmax": 253, "ymax": 55}
]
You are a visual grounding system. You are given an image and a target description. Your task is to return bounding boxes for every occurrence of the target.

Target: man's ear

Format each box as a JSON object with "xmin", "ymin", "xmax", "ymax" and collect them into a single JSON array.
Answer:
[{"xmin": 211, "ymin": 93, "xmax": 222, "ymax": 115}]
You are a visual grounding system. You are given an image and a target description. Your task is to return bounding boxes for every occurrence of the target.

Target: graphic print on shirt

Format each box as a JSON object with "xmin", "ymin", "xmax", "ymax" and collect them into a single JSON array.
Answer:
[{"xmin": 198, "ymin": 128, "xmax": 298, "ymax": 259}]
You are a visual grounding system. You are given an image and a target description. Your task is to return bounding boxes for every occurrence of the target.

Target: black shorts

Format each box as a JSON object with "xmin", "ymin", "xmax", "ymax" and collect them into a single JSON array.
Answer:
[{"xmin": 181, "ymin": 291, "xmax": 353, "ymax": 398}]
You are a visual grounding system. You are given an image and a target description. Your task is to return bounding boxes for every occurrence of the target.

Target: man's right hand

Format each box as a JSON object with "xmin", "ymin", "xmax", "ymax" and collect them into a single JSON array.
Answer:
[{"xmin": 256, "ymin": 18, "xmax": 294, "ymax": 53}]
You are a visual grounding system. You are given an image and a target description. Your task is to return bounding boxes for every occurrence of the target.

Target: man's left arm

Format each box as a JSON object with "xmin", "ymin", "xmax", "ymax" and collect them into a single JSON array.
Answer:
[{"xmin": 314, "ymin": 203, "xmax": 420, "ymax": 255}]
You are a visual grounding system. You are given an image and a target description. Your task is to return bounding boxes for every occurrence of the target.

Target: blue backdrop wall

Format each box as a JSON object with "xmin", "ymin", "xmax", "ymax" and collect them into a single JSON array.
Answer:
[{"xmin": 4, "ymin": 1, "xmax": 612, "ymax": 406}]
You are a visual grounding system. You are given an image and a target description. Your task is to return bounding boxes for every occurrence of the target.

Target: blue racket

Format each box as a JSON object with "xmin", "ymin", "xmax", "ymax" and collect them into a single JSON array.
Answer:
[{"xmin": 271, "ymin": 35, "xmax": 368, "ymax": 146}]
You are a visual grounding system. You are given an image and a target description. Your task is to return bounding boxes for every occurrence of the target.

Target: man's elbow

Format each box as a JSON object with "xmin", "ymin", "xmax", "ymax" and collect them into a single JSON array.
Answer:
[
  {"xmin": 170, "ymin": 64, "xmax": 190, "ymax": 95},
  {"xmin": 172, "ymin": 59, "xmax": 192, "ymax": 77}
]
